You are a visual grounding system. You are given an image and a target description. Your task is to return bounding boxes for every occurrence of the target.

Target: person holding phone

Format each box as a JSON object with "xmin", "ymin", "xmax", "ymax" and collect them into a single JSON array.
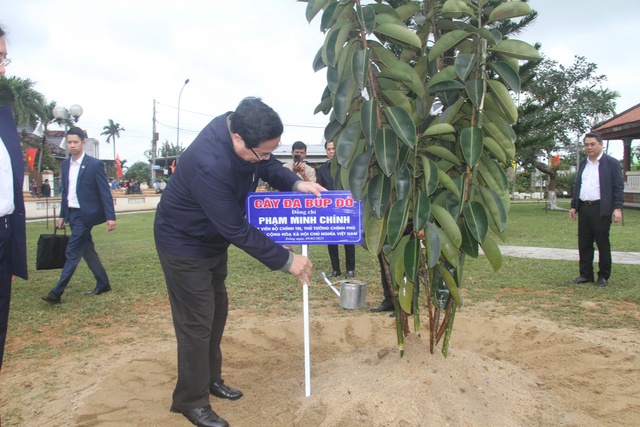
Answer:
[{"xmin": 283, "ymin": 140, "xmax": 315, "ymax": 182}]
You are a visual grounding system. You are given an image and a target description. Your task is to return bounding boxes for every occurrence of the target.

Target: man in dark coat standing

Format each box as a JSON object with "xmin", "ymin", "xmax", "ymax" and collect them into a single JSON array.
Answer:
[
  {"xmin": 0, "ymin": 25, "xmax": 28, "ymax": 370},
  {"xmin": 42, "ymin": 127, "xmax": 116, "ymax": 303},
  {"xmin": 569, "ymin": 131, "xmax": 624, "ymax": 287}
]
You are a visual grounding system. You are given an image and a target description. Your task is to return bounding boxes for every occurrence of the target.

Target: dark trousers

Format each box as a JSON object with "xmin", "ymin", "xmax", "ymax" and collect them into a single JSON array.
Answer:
[
  {"xmin": 578, "ymin": 203, "xmax": 613, "ymax": 280},
  {"xmin": 0, "ymin": 216, "xmax": 13, "ymax": 370},
  {"xmin": 51, "ymin": 211, "xmax": 110, "ymax": 295},
  {"xmin": 327, "ymin": 244, "xmax": 355, "ymax": 273},
  {"xmin": 156, "ymin": 248, "xmax": 229, "ymax": 409}
]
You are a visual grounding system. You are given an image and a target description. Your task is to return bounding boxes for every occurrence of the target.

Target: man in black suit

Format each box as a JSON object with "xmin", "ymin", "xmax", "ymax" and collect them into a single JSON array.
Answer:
[
  {"xmin": 42, "ymin": 127, "xmax": 116, "ymax": 303},
  {"xmin": 569, "ymin": 131, "xmax": 624, "ymax": 287},
  {"xmin": 0, "ymin": 25, "xmax": 29, "ymax": 370}
]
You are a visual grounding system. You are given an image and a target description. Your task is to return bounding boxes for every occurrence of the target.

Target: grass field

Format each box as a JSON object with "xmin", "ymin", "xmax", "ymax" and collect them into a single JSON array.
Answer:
[{"xmin": 6, "ymin": 203, "xmax": 640, "ymax": 364}]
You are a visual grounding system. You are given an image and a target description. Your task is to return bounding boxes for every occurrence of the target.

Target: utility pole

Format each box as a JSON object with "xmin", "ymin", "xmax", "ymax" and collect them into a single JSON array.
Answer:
[{"xmin": 151, "ymin": 99, "xmax": 159, "ymax": 184}]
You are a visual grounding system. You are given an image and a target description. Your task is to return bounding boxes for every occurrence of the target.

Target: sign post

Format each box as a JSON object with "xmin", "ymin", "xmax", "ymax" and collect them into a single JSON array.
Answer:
[{"xmin": 247, "ymin": 191, "xmax": 363, "ymax": 397}]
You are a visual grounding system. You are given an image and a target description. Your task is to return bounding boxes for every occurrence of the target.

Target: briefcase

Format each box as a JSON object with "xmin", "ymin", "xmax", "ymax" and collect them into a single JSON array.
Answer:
[{"xmin": 36, "ymin": 227, "xmax": 69, "ymax": 270}]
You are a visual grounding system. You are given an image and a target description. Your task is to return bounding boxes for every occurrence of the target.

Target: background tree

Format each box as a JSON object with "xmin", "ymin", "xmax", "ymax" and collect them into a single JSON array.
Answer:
[
  {"xmin": 101, "ymin": 119, "xmax": 125, "ymax": 161},
  {"xmin": 123, "ymin": 161, "xmax": 151, "ymax": 183},
  {"xmin": 0, "ymin": 76, "xmax": 45, "ymax": 128},
  {"xmin": 305, "ymin": 0, "xmax": 538, "ymax": 355}
]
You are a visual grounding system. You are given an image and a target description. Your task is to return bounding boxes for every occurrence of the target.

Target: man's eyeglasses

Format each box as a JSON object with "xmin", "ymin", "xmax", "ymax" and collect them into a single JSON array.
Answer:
[
  {"xmin": 1, "ymin": 58, "xmax": 11, "ymax": 67},
  {"xmin": 247, "ymin": 145, "xmax": 269, "ymax": 161}
]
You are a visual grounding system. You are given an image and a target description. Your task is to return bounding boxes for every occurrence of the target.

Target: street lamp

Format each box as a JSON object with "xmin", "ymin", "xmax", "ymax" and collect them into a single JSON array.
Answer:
[
  {"xmin": 52, "ymin": 104, "xmax": 83, "ymax": 158},
  {"xmin": 176, "ymin": 78, "xmax": 190, "ymax": 161}
]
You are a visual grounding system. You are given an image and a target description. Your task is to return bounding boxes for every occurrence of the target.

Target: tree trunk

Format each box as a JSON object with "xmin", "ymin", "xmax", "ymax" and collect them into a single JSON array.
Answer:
[{"xmin": 536, "ymin": 161, "xmax": 567, "ymax": 211}]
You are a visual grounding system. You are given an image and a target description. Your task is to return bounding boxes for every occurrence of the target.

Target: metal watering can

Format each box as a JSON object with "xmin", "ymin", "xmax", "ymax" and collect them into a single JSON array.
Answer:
[{"xmin": 321, "ymin": 272, "xmax": 367, "ymax": 310}]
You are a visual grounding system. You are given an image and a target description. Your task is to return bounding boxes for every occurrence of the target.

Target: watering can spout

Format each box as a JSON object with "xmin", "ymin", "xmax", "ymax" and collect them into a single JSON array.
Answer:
[{"xmin": 321, "ymin": 272, "xmax": 341, "ymax": 297}]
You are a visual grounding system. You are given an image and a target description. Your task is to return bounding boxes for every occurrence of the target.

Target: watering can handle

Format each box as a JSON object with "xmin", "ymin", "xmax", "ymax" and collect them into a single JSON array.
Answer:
[{"xmin": 321, "ymin": 272, "xmax": 341, "ymax": 298}]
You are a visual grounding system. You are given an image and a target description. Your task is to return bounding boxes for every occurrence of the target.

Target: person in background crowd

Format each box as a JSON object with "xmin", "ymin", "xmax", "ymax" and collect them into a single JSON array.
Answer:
[
  {"xmin": 40, "ymin": 178, "xmax": 51, "ymax": 197},
  {"xmin": 283, "ymin": 140, "xmax": 315, "ymax": 182}
]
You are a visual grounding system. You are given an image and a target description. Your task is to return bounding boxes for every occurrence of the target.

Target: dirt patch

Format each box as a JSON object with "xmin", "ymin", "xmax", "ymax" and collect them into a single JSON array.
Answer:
[{"xmin": 1, "ymin": 302, "xmax": 639, "ymax": 426}]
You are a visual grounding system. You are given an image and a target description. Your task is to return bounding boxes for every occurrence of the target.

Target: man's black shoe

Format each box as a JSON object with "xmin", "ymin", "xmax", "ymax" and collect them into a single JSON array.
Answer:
[
  {"xmin": 170, "ymin": 405, "xmax": 229, "ymax": 427},
  {"xmin": 371, "ymin": 301, "xmax": 394, "ymax": 312},
  {"xmin": 596, "ymin": 277, "xmax": 607, "ymax": 287},
  {"xmin": 567, "ymin": 276, "xmax": 594, "ymax": 284},
  {"xmin": 210, "ymin": 380, "xmax": 243, "ymax": 400},
  {"xmin": 326, "ymin": 271, "xmax": 341, "ymax": 279},
  {"xmin": 42, "ymin": 292, "xmax": 61, "ymax": 304},
  {"xmin": 84, "ymin": 286, "xmax": 112, "ymax": 296},
  {"xmin": 345, "ymin": 271, "xmax": 355, "ymax": 279}
]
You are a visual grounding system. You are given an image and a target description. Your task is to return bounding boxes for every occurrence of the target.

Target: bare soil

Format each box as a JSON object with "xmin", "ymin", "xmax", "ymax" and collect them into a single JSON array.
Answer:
[{"xmin": 1, "ymin": 301, "xmax": 639, "ymax": 426}]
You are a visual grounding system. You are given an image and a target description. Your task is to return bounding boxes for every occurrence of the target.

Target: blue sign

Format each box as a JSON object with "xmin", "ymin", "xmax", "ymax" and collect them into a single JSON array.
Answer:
[{"xmin": 246, "ymin": 191, "xmax": 363, "ymax": 245}]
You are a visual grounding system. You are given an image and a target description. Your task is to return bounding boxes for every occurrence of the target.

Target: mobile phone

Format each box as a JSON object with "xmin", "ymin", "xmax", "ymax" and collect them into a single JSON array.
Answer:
[{"xmin": 294, "ymin": 154, "xmax": 302, "ymax": 163}]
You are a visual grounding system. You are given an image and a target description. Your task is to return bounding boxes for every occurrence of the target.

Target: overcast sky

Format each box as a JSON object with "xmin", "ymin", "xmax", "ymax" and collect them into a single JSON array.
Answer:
[{"xmin": 2, "ymin": 0, "xmax": 638, "ymax": 164}]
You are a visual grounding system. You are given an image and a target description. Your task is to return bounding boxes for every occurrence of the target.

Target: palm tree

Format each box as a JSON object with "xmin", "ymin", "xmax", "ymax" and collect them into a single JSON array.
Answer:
[
  {"xmin": 101, "ymin": 119, "xmax": 125, "ymax": 160},
  {"xmin": 0, "ymin": 76, "xmax": 45, "ymax": 128}
]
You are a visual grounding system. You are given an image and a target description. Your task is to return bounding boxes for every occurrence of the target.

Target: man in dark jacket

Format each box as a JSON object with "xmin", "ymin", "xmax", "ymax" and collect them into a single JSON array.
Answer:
[
  {"xmin": 569, "ymin": 131, "xmax": 624, "ymax": 287},
  {"xmin": 154, "ymin": 97, "xmax": 323, "ymax": 427},
  {"xmin": 0, "ymin": 25, "xmax": 29, "ymax": 370},
  {"xmin": 42, "ymin": 127, "xmax": 116, "ymax": 303}
]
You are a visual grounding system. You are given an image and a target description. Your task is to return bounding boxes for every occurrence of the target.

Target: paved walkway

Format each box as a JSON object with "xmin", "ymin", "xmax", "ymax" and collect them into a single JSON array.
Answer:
[{"xmin": 499, "ymin": 245, "xmax": 640, "ymax": 265}]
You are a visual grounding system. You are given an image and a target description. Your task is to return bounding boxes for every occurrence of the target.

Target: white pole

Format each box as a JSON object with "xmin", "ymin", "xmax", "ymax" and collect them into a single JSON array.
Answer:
[{"xmin": 302, "ymin": 244, "xmax": 311, "ymax": 397}]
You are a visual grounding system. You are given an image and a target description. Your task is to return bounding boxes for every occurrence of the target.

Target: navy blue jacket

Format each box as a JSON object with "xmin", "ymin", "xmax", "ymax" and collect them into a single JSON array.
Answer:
[
  {"xmin": 571, "ymin": 153, "xmax": 624, "ymax": 217},
  {"xmin": 316, "ymin": 161, "xmax": 335, "ymax": 191},
  {"xmin": 0, "ymin": 104, "xmax": 27, "ymax": 280},
  {"xmin": 59, "ymin": 155, "xmax": 115, "ymax": 227},
  {"xmin": 154, "ymin": 113, "xmax": 299, "ymax": 270}
]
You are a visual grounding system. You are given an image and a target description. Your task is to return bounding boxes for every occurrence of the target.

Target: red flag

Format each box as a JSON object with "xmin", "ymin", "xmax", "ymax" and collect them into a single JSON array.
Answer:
[
  {"xmin": 26, "ymin": 147, "xmax": 38, "ymax": 171},
  {"xmin": 115, "ymin": 154, "xmax": 123, "ymax": 178},
  {"xmin": 171, "ymin": 159, "xmax": 176, "ymax": 174}
]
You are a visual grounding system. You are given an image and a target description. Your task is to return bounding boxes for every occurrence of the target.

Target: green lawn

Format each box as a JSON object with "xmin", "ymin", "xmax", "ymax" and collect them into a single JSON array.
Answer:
[{"xmin": 6, "ymin": 204, "xmax": 639, "ymax": 365}]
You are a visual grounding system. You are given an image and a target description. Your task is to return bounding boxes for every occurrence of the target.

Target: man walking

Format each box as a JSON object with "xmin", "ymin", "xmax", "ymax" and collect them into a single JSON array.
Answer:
[
  {"xmin": 316, "ymin": 140, "xmax": 355, "ymax": 279},
  {"xmin": 42, "ymin": 127, "xmax": 116, "ymax": 303},
  {"xmin": 0, "ymin": 25, "xmax": 28, "ymax": 370},
  {"xmin": 155, "ymin": 97, "xmax": 323, "ymax": 427},
  {"xmin": 569, "ymin": 131, "xmax": 624, "ymax": 287}
]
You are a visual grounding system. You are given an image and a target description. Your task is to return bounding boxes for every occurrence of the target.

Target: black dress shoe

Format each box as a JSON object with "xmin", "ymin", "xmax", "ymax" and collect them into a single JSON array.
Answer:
[
  {"xmin": 345, "ymin": 271, "xmax": 355, "ymax": 279},
  {"xmin": 567, "ymin": 276, "xmax": 594, "ymax": 284},
  {"xmin": 170, "ymin": 405, "xmax": 229, "ymax": 427},
  {"xmin": 84, "ymin": 286, "xmax": 112, "ymax": 296},
  {"xmin": 326, "ymin": 271, "xmax": 341, "ymax": 279},
  {"xmin": 371, "ymin": 301, "xmax": 394, "ymax": 312},
  {"xmin": 596, "ymin": 277, "xmax": 607, "ymax": 287},
  {"xmin": 210, "ymin": 380, "xmax": 243, "ymax": 400},
  {"xmin": 42, "ymin": 292, "xmax": 61, "ymax": 304}
]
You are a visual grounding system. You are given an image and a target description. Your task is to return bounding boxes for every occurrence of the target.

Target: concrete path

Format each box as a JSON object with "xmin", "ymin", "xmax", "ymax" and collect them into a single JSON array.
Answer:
[{"xmin": 498, "ymin": 245, "xmax": 640, "ymax": 265}]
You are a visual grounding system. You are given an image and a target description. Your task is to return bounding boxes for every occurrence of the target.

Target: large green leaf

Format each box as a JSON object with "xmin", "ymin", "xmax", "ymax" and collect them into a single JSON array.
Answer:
[
  {"xmin": 423, "ymin": 222, "xmax": 441, "ymax": 268},
  {"xmin": 437, "ymin": 168, "xmax": 460, "ymax": 197},
  {"xmin": 464, "ymin": 79, "xmax": 483, "ymax": 109},
  {"xmin": 431, "ymin": 205, "xmax": 462, "ymax": 248},
  {"xmin": 379, "ymin": 61, "xmax": 425, "ymax": 97},
  {"xmin": 391, "ymin": 234, "xmax": 410, "ymax": 287},
  {"xmin": 441, "ymin": 0, "xmax": 474, "ymax": 18},
  {"xmin": 352, "ymin": 47, "xmax": 369, "ymax": 90},
  {"xmin": 367, "ymin": 173, "xmax": 391, "ymax": 219},
  {"xmin": 394, "ymin": 164, "xmax": 412, "ymax": 200},
  {"xmin": 486, "ymin": 1, "xmax": 532, "ymax": 24},
  {"xmin": 322, "ymin": 22, "xmax": 352, "ymax": 68},
  {"xmin": 348, "ymin": 148, "xmax": 372, "ymax": 200},
  {"xmin": 387, "ymin": 197, "xmax": 410, "ymax": 249},
  {"xmin": 320, "ymin": 1, "xmax": 340, "ymax": 32},
  {"xmin": 436, "ymin": 264, "xmax": 461, "ymax": 305},
  {"xmin": 306, "ymin": 0, "xmax": 331, "ymax": 23},
  {"xmin": 423, "ymin": 122, "xmax": 456, "ymax": 137},
  {"xmin": 398, "ymin": 278, "xmax": 414, "ymax": 314},
  {"xmin": 361, "ymin": 98, "xmax": 378, "ymax": 145},
  {"xmin": 492, "ymin": 39, "xmax": 540, "ymax": 61},
  {"xmin": 481, "ymin": 235, "xmax": 502, "ymax": 271},
  {"xmin": 374, "ymin": 128, "xmax": 399, "ymax": 177},
  {"xmin": 335, "ymin": 121, "xmax": 361, "ymax": 168},
  {"xmin": 425, "ymin": 145, "xmax": 461, "ymax": 166},
  {"xmin": 435, "ymin": 226, "xmax": 459, "ymax": 268},
  {"xmin": 384, "ymin": 106, "xmax": 417, "ymax": 148},
  {"xmin": 364, "ymin": 211, "xmax": 386, "ymax": 255},
  {"xmin": 356, "ymin": 4, "xmax": 376, "ymax": 35},
  {"xmin": 413, "ymin": 190, "xmax": 431, "ymax": 233},
  {"xmin": 482, "ymin": 136, "xmax": 506, "ymax": 163},
  {"xmin": 489, "ymin": 61, "xmax": 521, "ymax": 92},
  {"xmin": 395, "ymin": 1, "xmax": 422, "ymax": 20},
  {"xmin": 428, "ymin": 30, "xmax": 469, "ymax": 61},
  {"xmin": 459, "ymin": 222, "xmax": 479, "ymax": 257},
  {"xmin": 420, "ymin": 155, "xmax": 439, "ymax": 195},
  {"xmin": 479, "ymin": 155, "xmax": 508, "ymax": 194},
  {"xmin": 375, "ymin": 23, "xmax": 423, "ymax": 50},
  {"xmin": 333, "ymin": 74, "xmax": 356, "ymax": 124},
  {"xmin": 462, "ymin": 200, "xmax": 488, "ymax": 243},
  {"xmin": 477, "ymin": 185, "xmax": 508, "ymax": 233},
  {"xmin": 427, "ymin": 65, "xmax": 457, "ymax": 88},
  {"xmin": 460, "ymin": 126, "xmax": 483, "ymax": 167},
  {"xmin": 454, "ymin": 53, "xmax": 476, "ymax": 81},
  {"xmin": 427, "ymin": 79, "xmax": 465, "ymax": 94},
  {"xmin": 404, "ymin": 235, "xmax": 420, "ymax": 283},
  {"xmin": 487, "ymin": 80, "xmax": 518, "ymax": 124},
  {"xmin": 312, "ymin": 46, "xmax": 326, "ymax": 72}
]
